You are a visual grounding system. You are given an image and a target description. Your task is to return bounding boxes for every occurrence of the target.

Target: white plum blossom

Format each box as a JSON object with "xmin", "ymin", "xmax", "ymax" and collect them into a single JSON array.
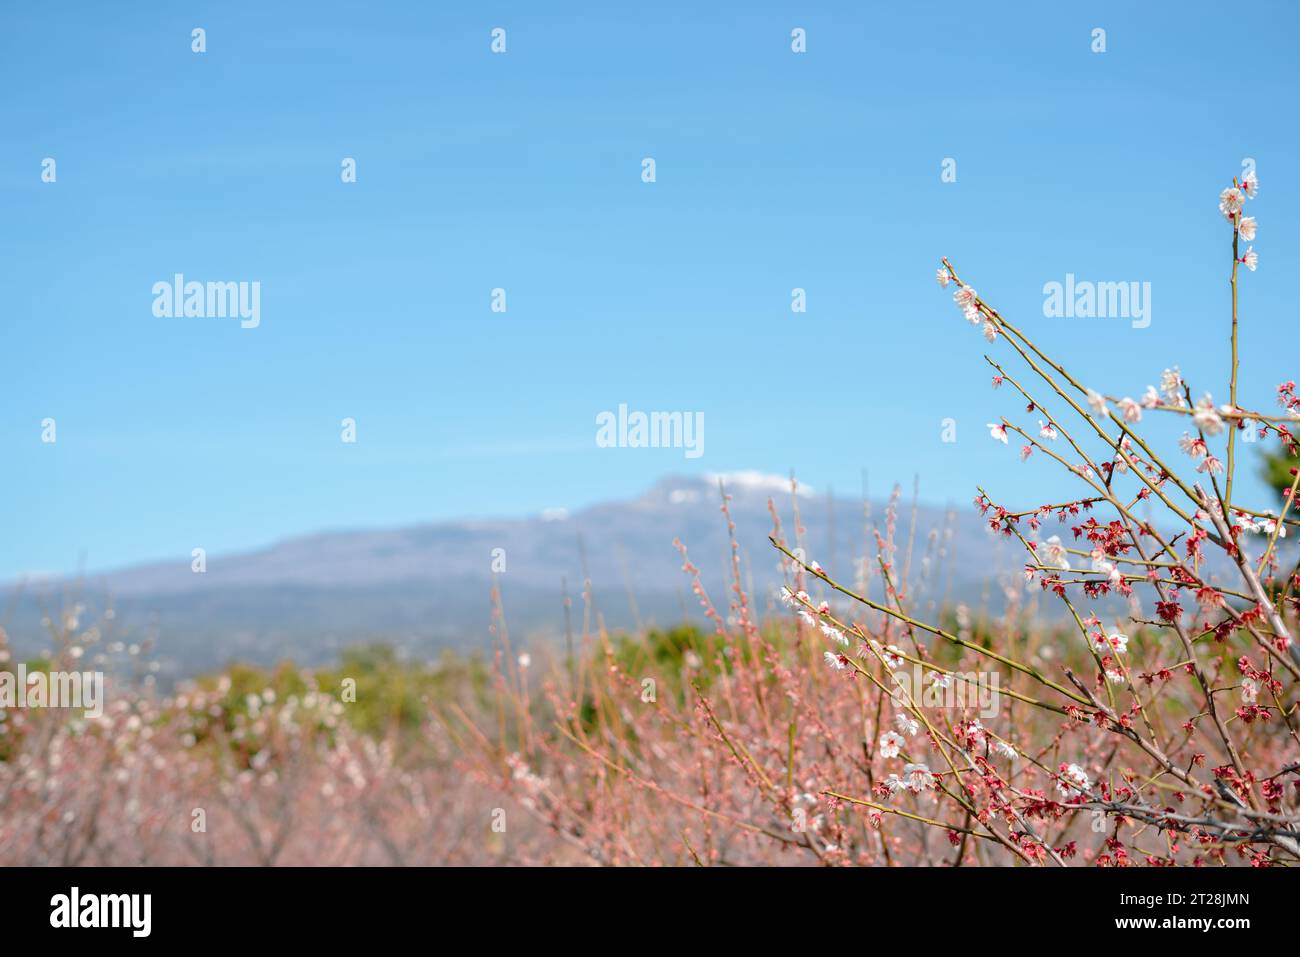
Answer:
[
  {"xmin": 1039, "ymin": 420, "xmax": 1057, "ymax": 441},
  {"xmin": 936, "ymin": 268, "xmax": 951, "ymax": 287},
  {"xmin": 992, "ymin": 740, "xmax": 1017, "ymax": 760},
  {"xmin": 1239, "ymin": 215, "xmax": 1257, "ymax": 241},
  {"xmin": 1179, "ymin": 432, "xmax": 1207, "ymax": 459},
  {"xmin": 1086, "ymin": 389, "xmax": 1109, "ymax": 418},
  {"xmin": 1219, "ymin": 186, "xmax": 1244, "ymax": 220},
  {"xmin": 927, "ymin": 671, "xmax": 952, "ymax": 691},
  {"xmin": 1141, "ymin": 384, "xmax": 1161, "ymax": 408},
  {"xmin": 1197, "ymin": 454, "xmax": 1224, "ymax": 476},
  {"xmin": 823, "ymin": 651, "xmax": 847, "ymax": 671},
  {"xmin": 988, "ymin": 422, "xmax": 1008, "ymax": 444},
  {"xmin": 1256, "ymin": 516, "xmax": 1287, "ymax": 539},
  {"xmin": 1056, "ymin": 763, "xmax": 1092, "ymax": 799},
  {"xmin": 954, "ymin": 285, "xmax": 978, "ymax": 310},
  {"xmin": 1091, "ymin": 556, "xmax": 1123, "ymax": 587},
  {"xmin": 903, "ymin": 763, "xmax": 936, "ymax": 793},
  {"xmin": 1093, "ymin": 631, "xmax": 1128, "ymax": 654},
  {"xmin": 1235, "ymin": 512, "xmax": 1263, "ymax": 534},
  {"xmin": 879, "ymin": 730, "xmax": 905, "ymax": 758},
  {"xmin": 1241, "ymin": 678, "xmax": 1258, "ymax": 704},
  {"xmin": 1161, "ymin": 367, "xmax": 1185, "ymax": 406},
  {"xmin": 1116, "ymin": 397, "xmax": 1141, "ymax": 423},
  {"xmin": 1242, "ymin": 246, "xmax": 1258, "ymax": 271},
  {"xmin": 1113, "ymin": 438, "xmax": 1136, "ymax": 474},
  {"xmin": 1194, "ymin": 395, "xmax": 1225, "ymax": 436},
  {"xmin": 820, "ymin": 622, "xmax": 848, "ymax": 646},
  {"xmin": 1041, "ymin": 535, "xmax": 1070, "ymax": 571},
  {"xmin": 508, "ymin": 754, "xmax": 549, "ymax": 796},
  {"xmin": 1242, "ymin": 168, "xmax": 1258, "ymax": 198},
  {"xmin": 779, "ymin": 586, "xmax": 809, "ymax": 608},
  {"xmin": 894, "ymin": 712, "xmax": 920, "ymax": 737}
]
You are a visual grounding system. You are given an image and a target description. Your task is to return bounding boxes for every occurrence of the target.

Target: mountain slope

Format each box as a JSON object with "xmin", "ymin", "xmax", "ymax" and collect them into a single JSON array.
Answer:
[{"xmin": 7, "ymin": 474, "xmax": 1024, "ymax": 677}]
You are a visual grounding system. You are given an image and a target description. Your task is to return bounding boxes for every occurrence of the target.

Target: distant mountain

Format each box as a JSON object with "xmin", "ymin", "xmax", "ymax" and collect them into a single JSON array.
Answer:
[{"xmin": 5, "ymin": 474, "xmax": 1029, "ymax": 679}]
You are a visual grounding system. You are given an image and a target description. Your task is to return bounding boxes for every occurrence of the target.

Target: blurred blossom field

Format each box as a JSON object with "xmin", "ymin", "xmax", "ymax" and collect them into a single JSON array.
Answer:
[{"xmin": 0, "ymin": 639, "xmax": 552, "ymax": 865}]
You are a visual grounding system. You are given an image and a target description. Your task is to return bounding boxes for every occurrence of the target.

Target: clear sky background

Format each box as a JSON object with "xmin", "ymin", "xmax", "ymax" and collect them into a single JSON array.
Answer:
[{"xmin": 3, "ymin": 1, "xmax": 1298, "ymax": 580}]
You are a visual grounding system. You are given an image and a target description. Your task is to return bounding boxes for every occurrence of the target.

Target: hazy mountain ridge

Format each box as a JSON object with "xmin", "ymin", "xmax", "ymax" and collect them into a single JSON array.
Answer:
[{"xmin": 7, "ymin": 474, "xmax": 1026, "ymax": 678}]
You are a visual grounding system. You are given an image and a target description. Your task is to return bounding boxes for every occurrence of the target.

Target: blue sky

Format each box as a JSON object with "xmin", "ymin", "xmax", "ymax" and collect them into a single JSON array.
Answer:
[{"xmin": 3, "ymin": 1, "xmax": 1299, "ymax": 580}]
